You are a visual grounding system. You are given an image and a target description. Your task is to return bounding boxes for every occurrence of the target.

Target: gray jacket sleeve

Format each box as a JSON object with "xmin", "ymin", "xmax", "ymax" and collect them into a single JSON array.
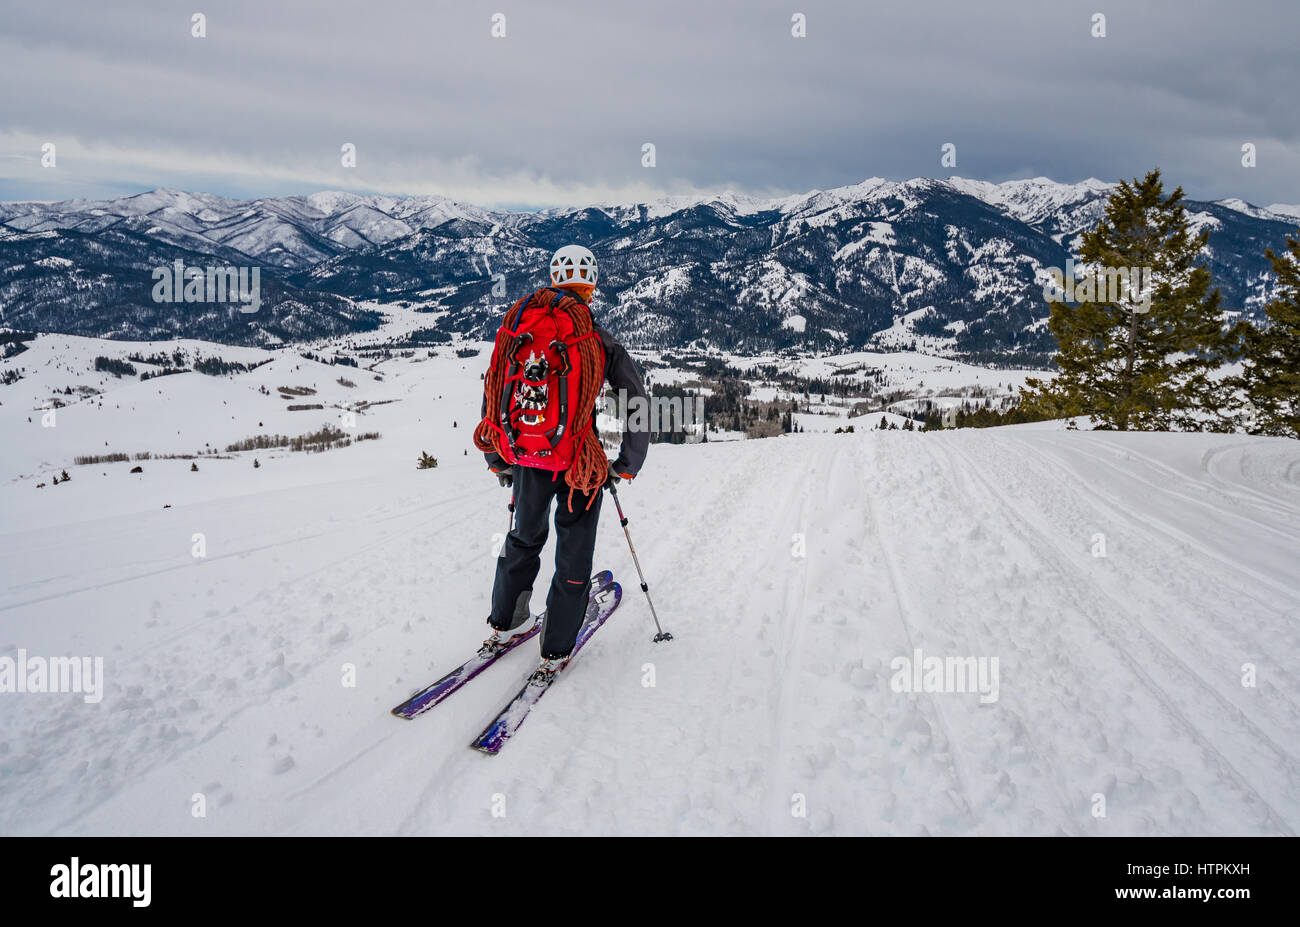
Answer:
[{"xmin": 596, "ymin": 324, "xmax": 650, "ymax": 477}]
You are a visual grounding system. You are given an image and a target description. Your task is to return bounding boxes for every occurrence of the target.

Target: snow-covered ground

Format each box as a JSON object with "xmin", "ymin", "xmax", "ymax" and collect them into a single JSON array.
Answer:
[{"xmin": 1, "ymin": 337, "xmax": 1297, "ymax": 835}]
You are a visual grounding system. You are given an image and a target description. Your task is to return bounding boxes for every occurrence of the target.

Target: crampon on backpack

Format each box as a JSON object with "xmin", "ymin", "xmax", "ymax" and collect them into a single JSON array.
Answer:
[{"xmin": 473, "ymin": 287, "xmax": 609, "ymax": 509}]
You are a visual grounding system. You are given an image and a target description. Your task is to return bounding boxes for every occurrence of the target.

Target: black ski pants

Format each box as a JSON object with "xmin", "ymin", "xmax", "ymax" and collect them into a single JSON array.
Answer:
[{"xmin": 490, "ymin": 466, "xmax": 602, "ymax": 658}]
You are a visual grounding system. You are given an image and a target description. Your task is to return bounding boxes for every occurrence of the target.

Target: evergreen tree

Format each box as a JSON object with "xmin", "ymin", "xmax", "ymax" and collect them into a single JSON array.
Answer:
[
  {"xmin": 1021, "ymin": 169, "xmax": 1231, "ymax": 430},
  {"xmin": 1239, "ymin": 231, "xmax": 1300, "ymax": 437}
]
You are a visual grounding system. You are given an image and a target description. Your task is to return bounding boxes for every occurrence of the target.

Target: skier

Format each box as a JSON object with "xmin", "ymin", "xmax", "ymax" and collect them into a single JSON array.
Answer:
[{"xmin": 473, "ymin": 245, "xmax": 648, "ymax": 681}]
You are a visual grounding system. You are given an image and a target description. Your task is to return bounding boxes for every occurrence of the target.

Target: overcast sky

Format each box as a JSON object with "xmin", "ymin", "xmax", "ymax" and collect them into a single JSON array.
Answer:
[{"xmin": 1, "ymin": 0, "xmax": 1296, "ymax": 208}]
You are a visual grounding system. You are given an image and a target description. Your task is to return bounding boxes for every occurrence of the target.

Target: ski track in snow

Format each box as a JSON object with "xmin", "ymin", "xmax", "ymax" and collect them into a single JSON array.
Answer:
[
  {"xmin": 1, "ymin": 419, "xmax": 1297, "ymax": 835},
  {"xmin": 933, "ymin": 435, "xmax": 1296, "ymax": 834}
]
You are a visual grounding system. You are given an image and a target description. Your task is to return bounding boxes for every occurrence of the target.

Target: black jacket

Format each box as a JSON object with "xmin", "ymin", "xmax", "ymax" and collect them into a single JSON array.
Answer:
[{"xmin": 481, "ymin": 310, "xmax": 650, "ymax": 478}]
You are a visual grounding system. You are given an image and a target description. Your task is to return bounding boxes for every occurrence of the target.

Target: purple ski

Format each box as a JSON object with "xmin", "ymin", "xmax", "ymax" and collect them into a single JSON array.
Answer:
[
  {"xmin": 391, "ymin": 570, "xmax": 612, "ymax": 720},
  {"xmin": 471, "ymin": 581, "xmax": 622, "ymax": 754}
]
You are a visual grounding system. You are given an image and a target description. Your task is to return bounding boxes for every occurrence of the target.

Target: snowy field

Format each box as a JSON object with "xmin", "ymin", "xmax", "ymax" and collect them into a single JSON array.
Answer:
[{"xmin": 1, "ymin": 337, "xmax": 1297, "ymax": 835}]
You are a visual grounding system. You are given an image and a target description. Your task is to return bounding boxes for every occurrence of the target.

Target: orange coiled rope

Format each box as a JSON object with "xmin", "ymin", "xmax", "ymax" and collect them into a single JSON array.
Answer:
[{"xmin": 473, "ymin": 290, "xmax": 609, "ymax": 511}]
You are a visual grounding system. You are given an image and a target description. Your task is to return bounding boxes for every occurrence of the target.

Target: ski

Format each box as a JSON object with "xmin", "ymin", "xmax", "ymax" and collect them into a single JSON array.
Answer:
[
  {"xmin": 470, "ymin": 581, "xmax": 622, "ymax": 755},
  {"xmin": 390, "ymin": 570, "xmax": 613, "ymax": 720}
]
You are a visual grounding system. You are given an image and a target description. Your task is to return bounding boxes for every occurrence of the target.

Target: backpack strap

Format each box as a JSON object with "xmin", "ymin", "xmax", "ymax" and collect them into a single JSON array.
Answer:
[{"xmin": 546, "ymin": 363, "xmax": 569, "ymax": 448}]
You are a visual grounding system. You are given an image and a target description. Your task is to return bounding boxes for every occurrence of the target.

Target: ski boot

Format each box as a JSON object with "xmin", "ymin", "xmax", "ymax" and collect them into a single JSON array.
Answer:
[
  {"xmin": 480, "ymin": 591, "xmax": 535, "ymax": 656},
  {"xmin": 527, "ymin": 656, "xmax": 568, "ymax": 687}
]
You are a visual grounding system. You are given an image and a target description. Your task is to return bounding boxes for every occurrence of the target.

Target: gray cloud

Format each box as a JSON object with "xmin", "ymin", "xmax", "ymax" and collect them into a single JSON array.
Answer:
[{"xmin": 1, "ymin": 0, "xmax": 1296, "ymax": 206}]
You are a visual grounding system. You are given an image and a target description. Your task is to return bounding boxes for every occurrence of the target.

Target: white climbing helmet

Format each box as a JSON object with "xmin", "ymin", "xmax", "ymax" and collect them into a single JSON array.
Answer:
[{"xmin": 550, "ymin": 244, "xmax": 598, "ymax": 289}]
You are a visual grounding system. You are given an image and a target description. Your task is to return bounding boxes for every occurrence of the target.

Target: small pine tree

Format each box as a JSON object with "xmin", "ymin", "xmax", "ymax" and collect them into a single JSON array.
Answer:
[
  {"xmin": 1021, "ymin": 169, "xmax": 1231, "ymax": 430},
  {"xmin": 1238, "ymin": 231, "xmax": 1300, "ymax": 437},
  {"xmin": 190, "ymin": 462, "xmax": 199, "ymax": 472},
  {"xmin": 417, "ymin": 451, "xmax": 438, "ymax": 470}
]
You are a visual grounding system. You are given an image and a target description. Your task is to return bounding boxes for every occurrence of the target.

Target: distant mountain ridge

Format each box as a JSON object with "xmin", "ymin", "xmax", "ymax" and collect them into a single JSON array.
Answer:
[{"xmin": 2, "ymin": 178, "xmax": 1297, "ymax": 362}]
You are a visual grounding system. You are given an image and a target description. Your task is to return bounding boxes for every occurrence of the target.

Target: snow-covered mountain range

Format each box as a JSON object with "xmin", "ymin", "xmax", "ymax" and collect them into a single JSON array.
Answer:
[{"xmin": 3, "ymin": 178, "xmax": 1298, "ymax": 364}]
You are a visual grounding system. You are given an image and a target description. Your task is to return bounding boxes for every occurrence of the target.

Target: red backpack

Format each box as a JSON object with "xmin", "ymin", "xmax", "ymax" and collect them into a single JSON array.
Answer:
[{"xmin": 478, "ymin": 288, "xmax": 606, "ymax": 474}]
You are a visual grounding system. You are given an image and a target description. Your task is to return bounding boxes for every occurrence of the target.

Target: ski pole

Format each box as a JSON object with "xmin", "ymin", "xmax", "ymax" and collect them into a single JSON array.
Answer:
[{"xmin": 608, "ymin": 484, "xmax": 673, "ymax": 642}]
